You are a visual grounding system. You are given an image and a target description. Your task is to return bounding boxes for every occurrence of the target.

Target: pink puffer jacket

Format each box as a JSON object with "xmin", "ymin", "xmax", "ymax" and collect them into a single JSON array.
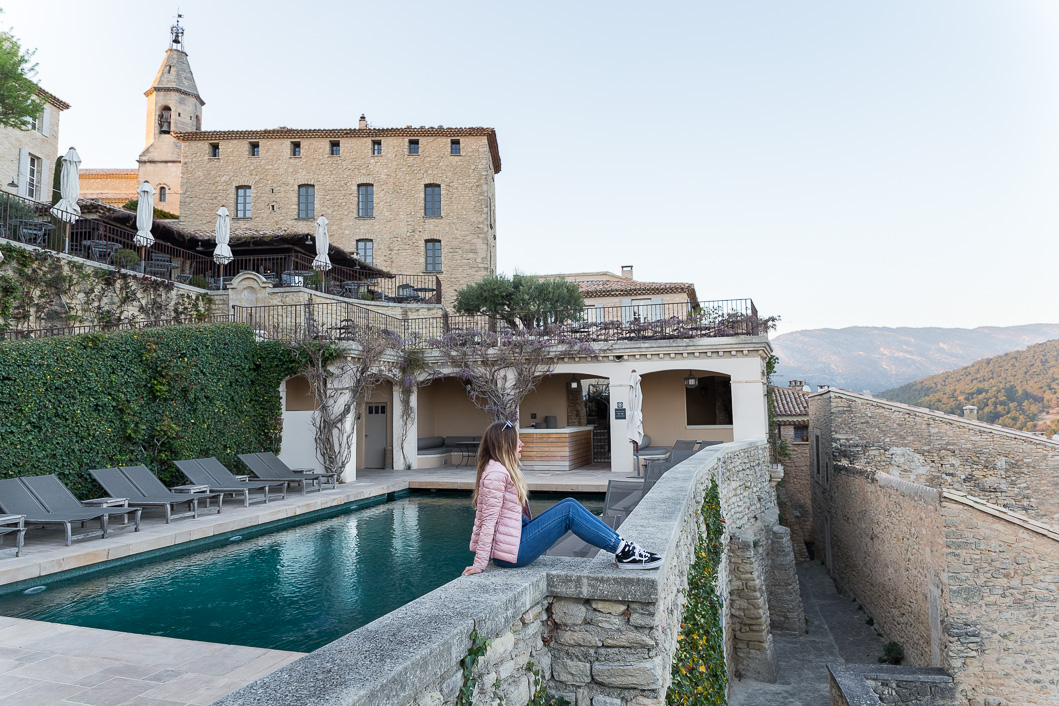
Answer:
[{"xmin": 469, "ymin": 460, "xmax": 524, "ymax": 569}]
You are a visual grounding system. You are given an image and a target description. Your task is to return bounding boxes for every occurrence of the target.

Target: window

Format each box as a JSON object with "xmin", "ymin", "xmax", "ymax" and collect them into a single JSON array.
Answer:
[
  {"xmin": 159, "ymin": 186, "xmax": 167, "ymax": 203},
  {"xmin": 450, "ymin": 139, "xmax": 461, "ymax": 155},
  {"xmin": 195, "ymin": 114, "xmax": 201, "ymax": 131},
  {"xmin": 793, "ymin": 426, "xmax": 809, "ymax": 443},
  {"xmin": 356, "ymin": 239, "xmax": 374, "ymax": 265},
  {"xmin": 330, "ymin": 141, "xmax": 341, "ymax": 156},
  {"xmin": 408, "ymin": 139, "xmax": 419, "ymax": 155},
  {"xmin": 28, "ymin": 112, "xmax": 40, "ymax": 132},
  {"xmin": 685, "ymin": 375, "xmax": 733, "ymax": 426},
  {"xmin": 814, "ymin": 434, "xmax": 821, "ymax": 476},
  {"xmin": 26, "ymin": 154, "xmax": 41, "ymax": 201},
  {"xmin": 425, "ymin": 240, "xmax": 442, "ymax": 272},
  {"xmin": 371, "ymin": 140, "xmax": 382, "ymax": 156},
  {"xmin": 357, "ymin": 184, "xmax": 374, "ymax": 218},
  {"xmin": 158, "ymin": 106, "xmax": 172, "ymax": 133},
  {"xmin": 291, "ymin": 141, "xmax": 301, "ymax": 157},
  {"xmin": 249, "ymin": 142, "xmax": 260, "ymax": 157},
  {"xmin": 424, "ymin": 184, "xmax": 441, "ymax": 217},
  {"xmin": 209, "ymin": 143, "xmax": 220, "ymax": 158},
  {"xmin": 236, "ymin": 186, "xmax": 252, "ymax": 218},
  {"xmin": 297, "ymin": 185, "xmax": 315, "ymax": 219}
]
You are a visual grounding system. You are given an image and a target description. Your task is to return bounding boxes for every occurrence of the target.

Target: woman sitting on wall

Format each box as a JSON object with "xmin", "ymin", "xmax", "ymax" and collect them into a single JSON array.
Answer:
[{"xmin": 461, "ymin": 420, "xmax": 662, "ymax": 576}]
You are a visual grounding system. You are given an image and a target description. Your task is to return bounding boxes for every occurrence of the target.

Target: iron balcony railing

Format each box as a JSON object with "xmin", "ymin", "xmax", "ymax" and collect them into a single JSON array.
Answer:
[
  {"xmin": 0, "ymin": 191, "xmax": 442, "ymax": 304},
  {"xmin": 232, "ymin": 298, "xmax": 764, "ymax": 345},
  {"xmin": 0, "ymin": 315, "xmax": 235, "ymax": 341}
]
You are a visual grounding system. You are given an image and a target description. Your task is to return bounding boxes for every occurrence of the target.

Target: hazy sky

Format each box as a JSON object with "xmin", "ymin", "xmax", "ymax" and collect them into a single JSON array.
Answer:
[{"xmin": 6, "ymin": 1, "xmax": 1058, "ymax": 335}]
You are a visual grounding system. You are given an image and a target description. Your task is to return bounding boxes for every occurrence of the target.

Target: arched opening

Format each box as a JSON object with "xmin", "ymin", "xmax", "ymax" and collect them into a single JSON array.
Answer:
[
  {"xmin": 414, "ymin": 376, "xmax": 493, "ymax": 469},
  {"xmin": 278, "ymin": 375, "xmax": 321, "ymax": 473},
  {"xmin": 158, "ymin": 106, "xmax": 172, "ymax": 134},
  {"xmin": 158, "ymin": 186, "xmax": 167, "ymax": 203},
  {"xmin": 519, "ymin": 372, "xmax": 610, "ymax": 469},
  {"xmin": 639, "ymin": 369, "xmax": 734, "ymax": 448},
  {"xmin": 357, "ymin": 380, "xmax": 394, "ymax": 470}
]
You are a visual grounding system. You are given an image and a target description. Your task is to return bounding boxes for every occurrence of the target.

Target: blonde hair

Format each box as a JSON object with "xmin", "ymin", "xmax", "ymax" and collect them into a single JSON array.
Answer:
[{"xmin": 472, "ymin": 421, "xmax": 528, "ymax": 508}]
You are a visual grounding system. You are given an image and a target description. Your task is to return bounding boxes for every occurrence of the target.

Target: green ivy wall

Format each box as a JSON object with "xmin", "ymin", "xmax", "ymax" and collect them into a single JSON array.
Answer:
[{"xmin": 0, "ymin": 323, "xmax": 299, "ymax": 497}]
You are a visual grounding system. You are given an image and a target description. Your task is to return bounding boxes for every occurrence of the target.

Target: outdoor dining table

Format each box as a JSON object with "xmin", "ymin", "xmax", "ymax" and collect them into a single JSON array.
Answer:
[
  {"xmin": 11, "ymin": 219, "xmax": 55, "ymax": 245},
  {"xmin": 143, "ymin": 260, "xmax": 180, "ymax": 279},
  {"xmin": 413, "ymin": 287, "xmax": 437, "ymax": 302},
  {"xmin": 82, "ymin": 240, "xmax": 120, "ymax": 264},
  {"xmin": 281, "ymin": 270, "xmax": 315, "ymax": 287}
]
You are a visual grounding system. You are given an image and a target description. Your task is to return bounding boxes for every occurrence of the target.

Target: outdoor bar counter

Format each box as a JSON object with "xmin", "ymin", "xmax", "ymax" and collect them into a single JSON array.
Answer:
[{"xmin": 517, "ymin": 426, "xmax": 594, "ymax": 470}]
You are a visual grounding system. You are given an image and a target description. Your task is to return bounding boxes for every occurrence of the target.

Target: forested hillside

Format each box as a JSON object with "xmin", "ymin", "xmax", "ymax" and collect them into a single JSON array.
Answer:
[{"xmin": 878, "ymin": 339, "xmax": 1059, "ymax": 435}]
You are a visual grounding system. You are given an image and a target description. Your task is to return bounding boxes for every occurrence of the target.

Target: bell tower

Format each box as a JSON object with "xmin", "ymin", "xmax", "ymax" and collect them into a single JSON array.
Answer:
[{"xmin": 137, "ymin": 15, "xmax": 203, "ymax": 216}]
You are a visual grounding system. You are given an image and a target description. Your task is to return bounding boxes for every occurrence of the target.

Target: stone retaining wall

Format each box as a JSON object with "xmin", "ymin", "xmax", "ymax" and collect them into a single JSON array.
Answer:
[
  {"xmin": 216, "ymin": 440, "xmax": 800, "ymax": 706},
  {"xmin": 828, "ymin": 664, "xmax": 957, "ymax": 706}
]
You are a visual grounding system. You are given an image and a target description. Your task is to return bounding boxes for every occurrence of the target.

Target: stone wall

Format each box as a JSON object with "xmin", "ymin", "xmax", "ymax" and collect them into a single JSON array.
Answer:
[
  {"xmin": 0, "ymin": 94, "xmax": 63, "ymax": 204},
  {"xmin": 828, "ymin": 664, "xmax": 958, "ymax": 706},
  {"xmin": 778, "ymin": 423, "xmax": 813, "ymax": 547},
  {"xmin": 0, "ymin": 241, "xmax": 213, "ymax": 331},
  {"xmin": 812, "ymin": 389, "xmax": 1059, "ymax": 525},
  {"xmin": 217, "ymin": 440, "xmax": 802, "ymax": 706},
  {"xmin": 176, "ymin": 129, "xmax": 498, "ymax": 305}
]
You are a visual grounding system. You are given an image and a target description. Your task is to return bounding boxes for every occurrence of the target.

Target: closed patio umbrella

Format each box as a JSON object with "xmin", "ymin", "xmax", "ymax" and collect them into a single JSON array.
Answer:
[
  {"xmin": 213, "ymin": 206, "xmax": 233, "ymax": 265},
  {"xmin": 133, "ymin": 181, "xmax": 156, "ymax": 248},
  {"xmin": 51, "ymin": 147, "xmax": 81, "ymax": 224},
  {"xmin": 627, "ymin": 370, "xmax": 644, "ymax": 476},
  {"xmin": 312, "ymin": 216, "xmax": 332, "ymax": 271}
]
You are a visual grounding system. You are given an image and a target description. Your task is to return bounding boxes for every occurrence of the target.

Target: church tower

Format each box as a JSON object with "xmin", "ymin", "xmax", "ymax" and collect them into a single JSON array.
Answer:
[{"xmin": 137, "ymin": 17, "xmax": 203, "ymax": 215}]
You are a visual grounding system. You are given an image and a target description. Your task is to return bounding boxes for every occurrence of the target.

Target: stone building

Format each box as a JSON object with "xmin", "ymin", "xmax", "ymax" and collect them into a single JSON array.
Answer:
[
  {"xmin": 771, "ymin": 381, "xmax": 811, "ymax": 559},
  {"xmin": 0, "ymin": 86, "xmax": 70, "ymax": 203},
  {"xmin": 173, "ymin": 120, "xmax": 500, "ymax": 305},
  {"xmin": 811, "ymin": 388, "xmax": 1059, "ymax": 705},
  {"xmin": 78, "ymin": 169, "xmax": 138, "ymax": 206},
  {"xmin": 538, "ymin": 266, "xmax": 699, "ymax": 320}
]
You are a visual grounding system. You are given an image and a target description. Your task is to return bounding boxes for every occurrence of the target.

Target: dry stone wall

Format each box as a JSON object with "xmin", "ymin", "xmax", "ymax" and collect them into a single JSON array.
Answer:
[{"xmin": 814, "ymin": 390, "xmax": 1059, "ymax": 525}]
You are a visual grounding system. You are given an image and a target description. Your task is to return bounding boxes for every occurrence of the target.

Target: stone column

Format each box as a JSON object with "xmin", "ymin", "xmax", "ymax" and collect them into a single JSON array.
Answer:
[
  {"xmin": 768, "ymin": 525, "xmax": 806, "ymax": 634},
  {"xmin": 731, "ymin": 375, "xmax": 768, "ymax": 441},
  {"xmin": 728, "ymin": 529, "xmax": 778, "ymax": 682},
  {"xmin": 392, "ymin": 383, "xmax": 418, "ymax": 471}
]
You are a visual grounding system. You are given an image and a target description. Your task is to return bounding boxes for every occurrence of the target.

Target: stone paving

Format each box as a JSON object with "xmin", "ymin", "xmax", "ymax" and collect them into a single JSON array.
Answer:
[{"xmin": 729, "ymin": 560, "xmax": 886, "ymax": 706}]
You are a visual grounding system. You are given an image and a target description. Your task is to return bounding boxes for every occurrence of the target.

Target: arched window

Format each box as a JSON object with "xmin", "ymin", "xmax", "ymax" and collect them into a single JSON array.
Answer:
[
  {"xmin": 158, "ymin": 106, "xmax": 172, "ymax": 134},
  {"xmin": 159, "ymin": 186, "xmax": 167, "ymax": 202},
  {"xmin": 195, "ymin": 114, "xmax": 201, "ymax": 131}
]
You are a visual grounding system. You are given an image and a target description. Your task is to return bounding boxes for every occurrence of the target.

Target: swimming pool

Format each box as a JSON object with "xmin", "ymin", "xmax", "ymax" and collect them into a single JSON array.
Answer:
[{"xmin": 0, "ymin": 493, "xmax": 602, "ymax": 652}]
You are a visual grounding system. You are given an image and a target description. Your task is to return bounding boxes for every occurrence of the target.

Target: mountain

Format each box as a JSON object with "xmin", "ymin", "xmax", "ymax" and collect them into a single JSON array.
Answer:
[
  {"xmin": 771, "ymin": 324, "xmax": 1059, "ymax": 394},
  {"xmin": 877, "ymin": 339, "xmax": 1059, "ymax": 435}
]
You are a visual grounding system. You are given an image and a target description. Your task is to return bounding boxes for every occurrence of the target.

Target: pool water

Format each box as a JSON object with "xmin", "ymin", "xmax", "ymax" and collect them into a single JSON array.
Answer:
[{"xmin": 0, "ymin": 494, "xmax": 602, "ymax": 652}]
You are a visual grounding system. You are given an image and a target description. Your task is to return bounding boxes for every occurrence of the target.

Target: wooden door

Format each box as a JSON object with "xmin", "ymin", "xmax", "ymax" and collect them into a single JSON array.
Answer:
[{"xmin": 365, "ymin": 403, "xmax": 387, "ymax": 468}]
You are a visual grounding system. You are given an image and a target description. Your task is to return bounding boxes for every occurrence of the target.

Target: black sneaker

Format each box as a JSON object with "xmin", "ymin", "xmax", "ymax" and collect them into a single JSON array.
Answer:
[{"xmin": 615, "ymin": 541, "xmax": 663, "ymax": 570}]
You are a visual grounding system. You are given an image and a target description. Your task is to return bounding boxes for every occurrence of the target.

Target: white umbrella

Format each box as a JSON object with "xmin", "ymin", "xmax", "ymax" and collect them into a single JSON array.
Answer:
[
  {"xmin": 312, "ymin": 216, "xmax": 332, "ymax": 271},
  {"xmin": 50, "ymin": 147, "xmax": 81, "ymax": 223},
  {"xmin": 627, "ymin": 370, "xmax": 644, "ymax": 475},
  {"xmin": 213, "ymin": 206, "xmax": 233, "ymax": 265},
  {"xmin": 133, "ymin": 181, "xmax": 155, "ymax": 248}
]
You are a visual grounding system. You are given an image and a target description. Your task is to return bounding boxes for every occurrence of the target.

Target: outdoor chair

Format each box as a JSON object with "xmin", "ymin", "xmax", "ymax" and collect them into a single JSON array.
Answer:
[
  {"xmin": 603, "ymin": 479, "xmax": 646, "ymax": 525},
  {"xmin": 667, "ymin": 449, "xmax": 699, "ymax": 467},
  {"xmin": 89, "ymin": 466, "xmax": 223, "ymax": 523},
  {"xmin": 20, "ymin": 474, "xmax": 142, "ymax": 534},
  {"xmin": 0, "ymin": 478, "xmax": 115, "ymax": 546},
  {"xmin": 672, "ymin": 439, "xmax": 699, "ymax": 451},
  {"xmin": 174, "ymin": 457, "xmax": 287, "ymax": 507},
  {"xmin": 238, "ymin": 452, "xmax": 338, "ymax": 494},
  {"xmin": 545, "ymin": 512, "xmax": 622, "ymax": 558}
]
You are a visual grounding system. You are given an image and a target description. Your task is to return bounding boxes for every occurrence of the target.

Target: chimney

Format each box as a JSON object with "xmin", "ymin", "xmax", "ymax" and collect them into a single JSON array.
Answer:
[
  {"xmin": 788, "ymin": 380, "xmax": 803, "ymax": 389},
  {"xmin": 621, "ymin": 265, "xmax": 634, "ymax": 279},
  {"xmin": 963, "ymin": 405, "xmax": 978, "ymax": 421},
  {"xmin": 358, "ymin": 114, "xmax": 367, "ymax": 129}
]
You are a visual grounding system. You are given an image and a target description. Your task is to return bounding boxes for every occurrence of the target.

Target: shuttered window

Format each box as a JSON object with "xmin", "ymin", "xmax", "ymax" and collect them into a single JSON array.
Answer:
[
  {"xmin": 297, "ymin": 185, "xmax": 315, "ymax": 219},
  {"xmin": 357, "ymin": 184, "xmax": 374, "ymax": 218},
  {"xmin": 424, "ymin": 184, "xmax": 441, "ymax": 217}
]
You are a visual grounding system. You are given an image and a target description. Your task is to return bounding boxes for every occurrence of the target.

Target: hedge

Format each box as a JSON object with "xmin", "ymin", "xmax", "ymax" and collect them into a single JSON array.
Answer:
[{"xmin": 0, "ymin": 323, "xmax": 300, "ymax": 497}]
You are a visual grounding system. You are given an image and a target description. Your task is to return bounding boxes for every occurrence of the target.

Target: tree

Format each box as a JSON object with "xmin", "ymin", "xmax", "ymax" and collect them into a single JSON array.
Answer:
[
  {"xmin": 454, "ymin": 273, "xmax": 585, "ymax": 329},
  {"xmin": 0, "ymin": 17, "xmax": 44, "ymax": 130},
  {"xmin": 434, "ymin": 328, "xmax": 594, "ymax": 422}
]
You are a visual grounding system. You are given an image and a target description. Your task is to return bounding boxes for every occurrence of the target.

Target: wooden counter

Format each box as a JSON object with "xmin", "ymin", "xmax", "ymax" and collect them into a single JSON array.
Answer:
[{"xmin": 518, "ymin": 426, "xmax": 594, "ymax": 471}]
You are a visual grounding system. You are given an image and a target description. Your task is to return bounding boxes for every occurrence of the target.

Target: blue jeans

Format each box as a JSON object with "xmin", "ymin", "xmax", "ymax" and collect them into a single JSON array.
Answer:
[{"xmin": 493, "ymin": 498, "xmax": 621, "ymax": 568}]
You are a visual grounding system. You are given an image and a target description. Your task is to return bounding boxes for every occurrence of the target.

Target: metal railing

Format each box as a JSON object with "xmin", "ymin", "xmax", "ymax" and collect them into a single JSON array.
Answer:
[
  {"xmin": 233, "ymin": 298, "xmax": 764, "ymax": 345},
  {"xmin": 0, "ymin": 191, "xmax": 442, "ymax": 302},
  {"xmin": 0, "ymin": 314, "xmax": 235, "ymax": 341}
]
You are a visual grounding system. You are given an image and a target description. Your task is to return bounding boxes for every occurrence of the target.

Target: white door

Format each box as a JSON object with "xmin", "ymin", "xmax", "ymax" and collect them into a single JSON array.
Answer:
[{"xmin": 365, "ymin": 403, "xmax": 387, "ymax": 468}]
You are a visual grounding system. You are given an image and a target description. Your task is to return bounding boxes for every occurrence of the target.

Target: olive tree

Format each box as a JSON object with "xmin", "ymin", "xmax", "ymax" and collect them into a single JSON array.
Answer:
[
  {"xmin": 454, "ymin": 273, "xmax": 585, "ymax": 329},
  {"xmin": 0, "ymin": 16, "xmax": 45, "ymax": 130}
]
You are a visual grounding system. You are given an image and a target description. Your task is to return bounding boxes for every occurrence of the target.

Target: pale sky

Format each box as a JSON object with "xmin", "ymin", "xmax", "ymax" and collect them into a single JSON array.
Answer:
[{"xmin": 6, "ymin": 1, "xmax": 1058, "ymax": 335}]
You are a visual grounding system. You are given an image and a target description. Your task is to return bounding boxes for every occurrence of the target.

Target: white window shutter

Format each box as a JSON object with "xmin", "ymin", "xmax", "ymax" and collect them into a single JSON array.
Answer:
[
  {"xmin": 651, "ymin": 296, "xmax": 663, "ymax": 321},
  {"xmin": 41, "ymin": 105, "xmax": 51, "ymax": 137},
  {"xmin": 17, "ymin": 149, "xmax": 29, "ymax": 197},
  {"xmin": 41, "ymin": 158, "xmax": 50, "ymax": 201},
  {"xmin": 621, "ymin": 298, "xmax": 632, "ymax": 324}
]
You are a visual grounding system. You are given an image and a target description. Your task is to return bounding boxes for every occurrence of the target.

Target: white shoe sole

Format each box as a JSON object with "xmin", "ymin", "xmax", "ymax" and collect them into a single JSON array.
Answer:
[{"xmin": 615, "ymin": 557, "xmax": 663, "ymax": 570}]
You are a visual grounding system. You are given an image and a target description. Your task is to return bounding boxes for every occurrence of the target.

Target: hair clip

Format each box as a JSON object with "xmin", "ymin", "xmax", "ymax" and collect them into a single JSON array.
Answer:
[{"xmin": 504, "ymin": 420, "xmax": 514, "ymax": 429}]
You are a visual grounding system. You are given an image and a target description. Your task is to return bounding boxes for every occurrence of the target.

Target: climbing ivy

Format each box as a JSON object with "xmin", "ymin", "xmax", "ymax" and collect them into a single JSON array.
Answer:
[
  {"xmin": 669, "ymin": 478, "xmax": 727, "ymax": 705},
  {"xmin": 0, "ymin": 323, "xmax": 298, "ymax": 497},
  {"xmin": 456, "ymin": 621, "xmax": 491, "ymax": 706}
]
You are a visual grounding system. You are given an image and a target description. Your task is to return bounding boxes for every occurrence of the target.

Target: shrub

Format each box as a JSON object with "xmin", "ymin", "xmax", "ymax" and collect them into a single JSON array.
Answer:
[
  {"xmin": 188, "ymin": 274, "xmax": 209, "ymax": 289},
  {"xmin": 880, "ymin": 641, "xmax": 904, "ymax": 665},
  {"xmin": 112, "ymin": 249, "xmax": 141, "ymax": 268}
]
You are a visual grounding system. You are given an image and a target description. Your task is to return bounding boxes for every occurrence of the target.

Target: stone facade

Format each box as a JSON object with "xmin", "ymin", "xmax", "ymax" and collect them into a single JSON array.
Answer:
[
  {"xmin": 777, "ymin": 423, "xmax": 812, "ymax": 557},
  {"xmin": 812, "ymin": 389, "xmax": 1059, "ymax": 525},
  {"xmin": 78, "ymin": 169, "xmax": 138, "ymax": 206},
  {"xmin": 174, "ymin": 126, "xmax": 499, "ymax": 307},
  {"xmin": 0, "ymin": 88, "xmax": 68, "ymax": 204}
]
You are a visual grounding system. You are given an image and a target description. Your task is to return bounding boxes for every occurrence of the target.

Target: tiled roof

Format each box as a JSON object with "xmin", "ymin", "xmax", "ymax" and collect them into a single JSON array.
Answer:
[
  {"xmin": 80, "ymin": 169, "xmax": 138, "ymax": 176},
  {"xmin": 172, "ymin": 126, "xmax": 502, "ymax": 174},
  {"xmin": 36, "ymin": 86, "xmax": 70, "ymax": 111},
  {"xmin": 576, "ymin": 279, "xmax": 698, "ymax": 302},
  {"xmin": 771, "ymin": 386, "xmax": 809, "ymax": 418}
]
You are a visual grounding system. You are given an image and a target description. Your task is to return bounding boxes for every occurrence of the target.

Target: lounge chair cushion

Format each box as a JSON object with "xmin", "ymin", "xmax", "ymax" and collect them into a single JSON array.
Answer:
[{"xmin": 417, "ymin": 436, "xmax": 446, "ymax": 451}]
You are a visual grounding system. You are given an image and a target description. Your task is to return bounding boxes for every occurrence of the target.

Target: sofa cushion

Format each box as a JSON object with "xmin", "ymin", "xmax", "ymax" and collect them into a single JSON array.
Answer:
[
  {"xmin": 445, "ymin": 436, "xmax": 481, "ymax": 446},
  {"xmin": 640, "ymin": 434, "xmax": 652, "ymax": 448},
  {"xmin": 417, "ymin": 436, "xmax": 445, "ymax": 451}
]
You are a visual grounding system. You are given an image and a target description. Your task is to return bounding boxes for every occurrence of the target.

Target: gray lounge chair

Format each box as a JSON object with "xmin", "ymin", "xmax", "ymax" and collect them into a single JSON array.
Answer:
[
  {"xmin": 89, "ymin": 466, "xmax": 223, "ymax": 523},
  {"xmin": 238, "ymin": 452, "xmax": 337, "ymax": 494},
  {"xmin": 0, "ymin": 478, "xmax": 114, "ymax": 546},
  {"xmin": 673, "ymin": 439, "xmax": 699, "ymax": 451},
  {"xmin": 603, "ymin": 479, "xmax": 645, "ymax": 525},
  {"xmin": 20, "ymin": 474, "xmax": 142, "ymax": 534},
  {"xmin": 545, "ymin": 513, "xmax": 621, "ymax": 558},
  {"xmin": 174, "ymin": 458, "xmax": 287, "ymax": 507}
]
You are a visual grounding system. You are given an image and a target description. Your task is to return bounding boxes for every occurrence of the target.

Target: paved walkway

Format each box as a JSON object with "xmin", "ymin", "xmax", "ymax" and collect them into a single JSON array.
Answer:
[{"xmin": 729, "ymin": 561, "xmax": 886, "ymax": 706}]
